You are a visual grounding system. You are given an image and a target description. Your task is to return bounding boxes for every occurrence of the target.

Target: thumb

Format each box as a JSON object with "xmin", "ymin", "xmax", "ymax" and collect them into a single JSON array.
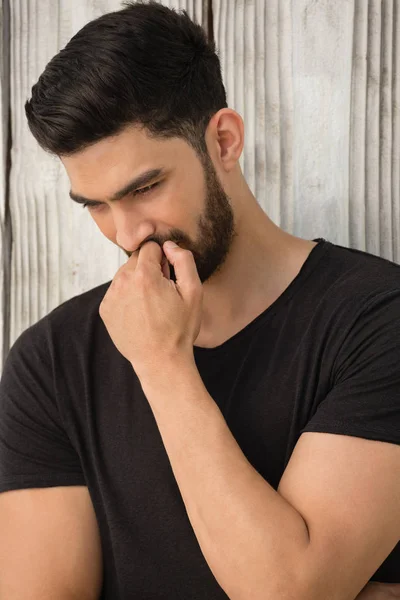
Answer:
[{"xmin": 163, "ymin": 241, "xmax": 201, "ymax": 293}]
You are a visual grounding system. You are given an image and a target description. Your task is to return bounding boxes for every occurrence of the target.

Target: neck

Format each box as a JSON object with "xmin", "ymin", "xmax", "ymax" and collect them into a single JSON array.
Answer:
[{"xmin": 195, "ymin": 190, "xmax": 317, "ymax": 349}]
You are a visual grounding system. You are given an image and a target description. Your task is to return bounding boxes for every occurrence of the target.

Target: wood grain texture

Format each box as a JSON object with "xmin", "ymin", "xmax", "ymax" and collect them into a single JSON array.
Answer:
[
  {"xmin": 213, "ymin": 0, "xmax": 356, "ymax": 242},
  {"xmin": 350, "ymin": 0, "xmax": 400, "ymax": 262},
  {"xmin": 291, "ymin": 0, "xmax": 354, "ymax": 244},
  {"xmin": 1, "ymin": 0, "xmax": 11, "ymax": 370},
  {"xmin": 213, "ymin": 0, "xmax": 294, "ymax": 230},
  {"xmin": 213, "ymin": 0, "xmax": 399, "ymax": 258},
  {"xmin": 5, "ymin": 0, "xmax": 206, "ymax": 361},
  {"xmin": 2, "ymin": 0, "xmax": 400, "ymax": 374}
]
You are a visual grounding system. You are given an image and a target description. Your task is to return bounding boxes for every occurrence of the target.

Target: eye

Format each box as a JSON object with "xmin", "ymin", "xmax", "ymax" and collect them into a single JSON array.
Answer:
[
  {"xmin": 82, "ymin": 181, "xmax": 161, "ymax": 211},
  {"xmin": 82, "ymin": 200, "xmax": 103, "ymax": 211},
  {"xmin": 133, "ymin": 182, "xmax": 160, "ymax": 196}
]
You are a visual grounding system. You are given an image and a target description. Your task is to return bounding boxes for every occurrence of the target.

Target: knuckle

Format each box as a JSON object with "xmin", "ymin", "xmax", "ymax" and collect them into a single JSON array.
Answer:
[
  {"xmin": 113, "ymin": 268, "xmax": 131, "ymax": 288},
  {"xmin": 118, "ymin": 269, "xmax": 131, "ymax": 282}
]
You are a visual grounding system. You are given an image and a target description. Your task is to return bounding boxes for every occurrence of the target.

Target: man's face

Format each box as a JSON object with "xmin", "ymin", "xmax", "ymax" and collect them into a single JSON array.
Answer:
[{"xmin": 62, "ymin": 125, "xmax": 237, "ymax": 283}]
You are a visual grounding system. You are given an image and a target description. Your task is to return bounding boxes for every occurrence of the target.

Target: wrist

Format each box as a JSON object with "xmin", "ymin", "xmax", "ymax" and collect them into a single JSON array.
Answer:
[{"xmin": 133, "ymin": 349, "xmax": 198, "ymax": 389}]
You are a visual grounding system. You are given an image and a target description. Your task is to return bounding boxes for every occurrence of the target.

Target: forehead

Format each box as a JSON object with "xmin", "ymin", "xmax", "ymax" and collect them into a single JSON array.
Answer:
[{"xmin": 61, "ymin": 125, "xmax": 197, "ymax": 198}]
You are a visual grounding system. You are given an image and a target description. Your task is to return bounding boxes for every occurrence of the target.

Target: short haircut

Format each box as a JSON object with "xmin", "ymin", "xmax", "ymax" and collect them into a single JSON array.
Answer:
[{"xmin": 25, "ymin": 1, "xmax": 227, "ymax": 159}]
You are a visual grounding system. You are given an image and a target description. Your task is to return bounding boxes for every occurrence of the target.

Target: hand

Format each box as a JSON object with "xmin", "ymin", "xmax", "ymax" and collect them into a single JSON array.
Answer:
[
  {"xmin": 99, "ymin": 240, "xmax": 203, "ymax": 379},
  {"xmin": 356, "ymin": 583, "xmax": 400, "ymax": 599}
]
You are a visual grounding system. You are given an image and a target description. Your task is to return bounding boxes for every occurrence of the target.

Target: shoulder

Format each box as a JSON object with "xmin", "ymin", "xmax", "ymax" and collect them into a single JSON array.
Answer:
[
  {"xmin": 313, "ymin": 241, "xmax": 400, "ymax": 330},
  {"xmin": 322, "ymin": 241, "xmax": 400, "ymax": 297},
  {"xmin": 47, "ymin": 280, "xmax": 112, "ymax": 328},
  {"xmin": 8, "ymin": 280, "xmax": 112, "ymax": 362}
]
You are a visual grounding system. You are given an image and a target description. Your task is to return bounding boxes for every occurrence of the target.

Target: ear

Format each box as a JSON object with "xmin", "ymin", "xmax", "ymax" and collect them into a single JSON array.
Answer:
[{"xmin": 205, "ymin": 108, "xmax": 244, "ymax": 173}]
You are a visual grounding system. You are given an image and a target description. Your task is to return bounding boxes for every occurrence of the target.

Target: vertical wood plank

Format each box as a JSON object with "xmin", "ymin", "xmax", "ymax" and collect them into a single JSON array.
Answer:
[
  {"xmin": 392, "ymin": 0, "xmax": 400, "ymax": 263},
  {"xmin": 365, "ymin": 0, "xmax": 382, "ymax": 257},
  {"xmin": 0, "ymin": 0, "xmax": 11, "ymax": 369},
  {"xmin": 291, "ymin": 0, "xmax": 354, "ymax": 244},
  {"xmin": 379, "ymin": 0, "xmax": 394, "ymax": 260},
  {"xmin": 349, "ymin": 0, "xmax": 368, "ymax": 252}
]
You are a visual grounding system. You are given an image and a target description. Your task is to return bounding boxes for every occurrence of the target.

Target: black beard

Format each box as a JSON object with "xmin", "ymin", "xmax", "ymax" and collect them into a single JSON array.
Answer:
[{"xmin": 123, "ymin": 153, "xmax": 237, "ymax": 284}]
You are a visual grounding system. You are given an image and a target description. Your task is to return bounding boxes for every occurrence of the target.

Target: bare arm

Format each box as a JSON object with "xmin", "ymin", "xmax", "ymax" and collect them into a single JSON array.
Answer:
[
  {"xmin": 0, "ymin": 486, "xmax": 103, "ymax": 600},
  {"xmin": 138, "ymin": 360, "xmax": 400, "ymax": 600}
]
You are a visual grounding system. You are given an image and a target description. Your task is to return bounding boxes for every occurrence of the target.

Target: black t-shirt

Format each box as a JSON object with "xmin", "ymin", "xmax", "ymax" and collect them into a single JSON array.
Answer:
[{"xmin": 1, "ymin": 239, "xmax": 399, "ymax": 598}]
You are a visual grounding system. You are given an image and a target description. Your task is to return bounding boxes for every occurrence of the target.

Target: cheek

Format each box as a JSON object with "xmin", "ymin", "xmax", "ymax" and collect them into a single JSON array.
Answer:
[{"xmin": 165, "ymin": 181, "xmax": 202, "ymax": 220}]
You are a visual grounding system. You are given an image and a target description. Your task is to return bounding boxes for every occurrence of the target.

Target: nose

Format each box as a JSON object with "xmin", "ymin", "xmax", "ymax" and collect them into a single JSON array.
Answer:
[{"xmin": 113, "ymin": 207, "xmax": 155, "ymax": 253}]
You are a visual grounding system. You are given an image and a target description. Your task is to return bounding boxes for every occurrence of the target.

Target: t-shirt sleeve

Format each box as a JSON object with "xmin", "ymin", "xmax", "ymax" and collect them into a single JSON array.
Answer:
[
  {"xmin": 0, "ymin": 318, "xmax": 86, "ymax": 493},
  {"xmin": 302, "ymin": 289, "xmax": 400, "ymax": 445}
]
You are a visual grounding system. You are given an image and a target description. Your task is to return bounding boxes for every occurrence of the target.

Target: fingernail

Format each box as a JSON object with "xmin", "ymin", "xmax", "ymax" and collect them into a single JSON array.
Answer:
[{"xmin": 164, "ymin": 240, "xmax": 178, "ymax": 249}]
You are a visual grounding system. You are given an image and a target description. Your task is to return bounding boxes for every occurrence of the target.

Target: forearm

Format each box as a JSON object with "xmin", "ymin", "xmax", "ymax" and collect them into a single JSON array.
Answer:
[{"xmin": 139, "ymin": 358, "xmax": 310, "ymax": 600}]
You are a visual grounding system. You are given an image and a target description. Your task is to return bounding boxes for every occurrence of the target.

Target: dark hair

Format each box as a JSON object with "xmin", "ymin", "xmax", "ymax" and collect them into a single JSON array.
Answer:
[{"xmin": 25, "ymin": 0, "xmax": 227, "ymax": 159}]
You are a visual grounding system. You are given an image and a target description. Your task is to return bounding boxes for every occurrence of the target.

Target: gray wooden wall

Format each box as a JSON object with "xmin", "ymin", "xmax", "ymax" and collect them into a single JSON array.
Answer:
[{"xmin": 0, "ymin": 0, "xmax": 399, "ymax": 371}]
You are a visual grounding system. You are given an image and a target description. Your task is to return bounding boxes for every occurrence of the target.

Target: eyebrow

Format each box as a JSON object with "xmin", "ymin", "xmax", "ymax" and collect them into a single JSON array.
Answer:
[{"xmin": 69, "ymin": 168, "xmax": 165, "ymax": 204}]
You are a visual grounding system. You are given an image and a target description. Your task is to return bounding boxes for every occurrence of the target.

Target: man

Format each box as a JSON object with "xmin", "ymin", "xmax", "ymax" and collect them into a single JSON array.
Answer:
[{"xmin": 0, "ymin": 1, "xmax": 399, "ymax": 599}]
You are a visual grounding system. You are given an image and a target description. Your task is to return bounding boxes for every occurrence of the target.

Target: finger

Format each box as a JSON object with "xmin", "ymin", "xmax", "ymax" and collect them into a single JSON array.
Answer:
[
  {"xmin": 162, "ymin": 241, "xmax": 200, "ymax": 293},
  {"xmin": 135, "ymin": 241, "xmax": 163, "ymax": 271}
]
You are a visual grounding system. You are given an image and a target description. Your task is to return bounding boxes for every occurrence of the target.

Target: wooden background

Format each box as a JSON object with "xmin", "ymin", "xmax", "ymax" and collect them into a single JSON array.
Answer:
[{"xmin": 0, "ymin": 0, "xmax": 399, "ymax": 371}]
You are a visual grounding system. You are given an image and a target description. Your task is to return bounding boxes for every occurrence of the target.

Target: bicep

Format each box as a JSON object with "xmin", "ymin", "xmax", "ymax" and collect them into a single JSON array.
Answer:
[
  {"xmin": 278, "ymin": 432, "xmax": 400, "ymax": 599},
  {"xmin": 0, "ymin": 485, "xmax": 103, "ymax": 600}
]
